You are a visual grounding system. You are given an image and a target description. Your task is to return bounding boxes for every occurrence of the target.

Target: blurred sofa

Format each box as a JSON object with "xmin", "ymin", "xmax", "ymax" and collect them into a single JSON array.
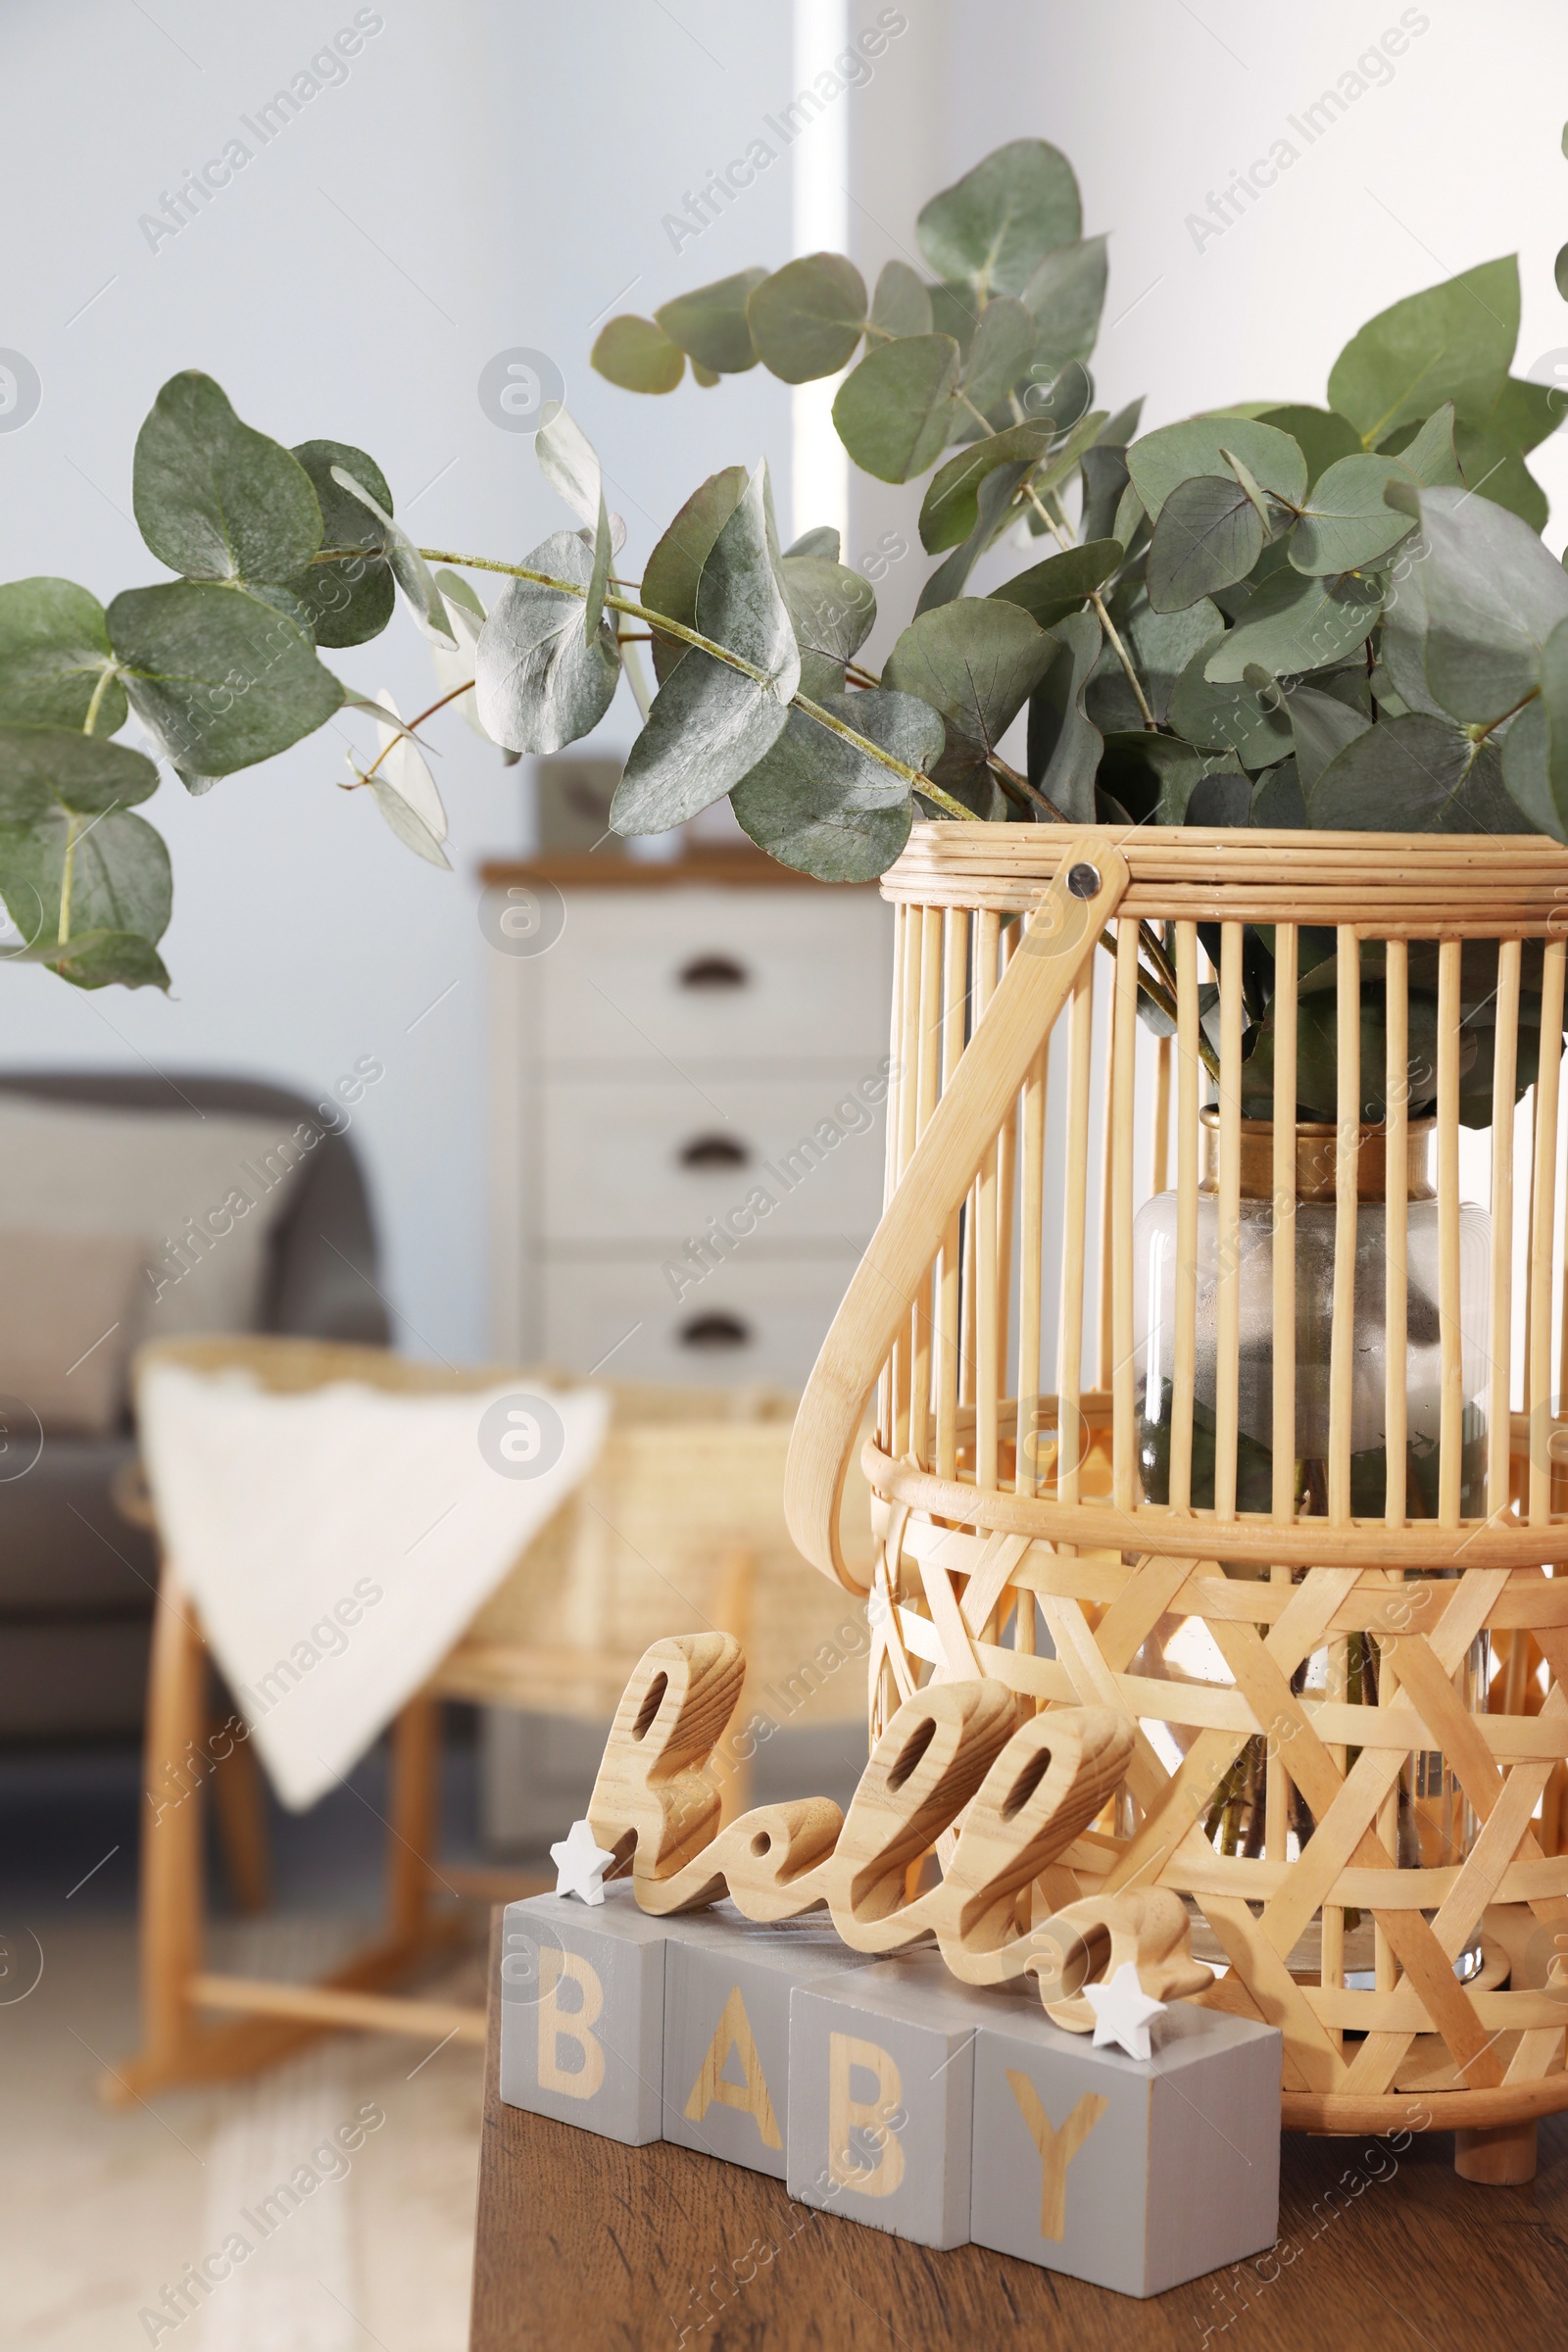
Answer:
[{"xmin": 0, "ymin": 1072, "xmax": 388, "ymax": 1744}]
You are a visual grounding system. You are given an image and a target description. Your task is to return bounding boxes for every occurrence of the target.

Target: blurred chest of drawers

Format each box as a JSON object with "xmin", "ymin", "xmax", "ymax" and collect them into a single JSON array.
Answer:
[{"xmin": 483, "ymin": 852, "xmax": 896, "ymax": 1387}]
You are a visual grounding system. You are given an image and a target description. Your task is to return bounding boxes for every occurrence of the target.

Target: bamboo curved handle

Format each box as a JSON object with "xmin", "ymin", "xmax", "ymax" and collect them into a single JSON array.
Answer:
[{"xmin": 785, "ymin": 838, "xmax": 1131, "ymax": 1590}]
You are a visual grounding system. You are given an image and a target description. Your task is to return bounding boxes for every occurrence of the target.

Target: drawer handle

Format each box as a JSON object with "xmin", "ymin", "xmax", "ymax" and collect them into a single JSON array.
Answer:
[
  {"xmin": 677, "ymin": 953, "xmax": 749, "ymax": 991},
  {"xmin": 678, "ymin": 1133, "xmax": 750, "ymax": 1170},
  {"xmin": 677, "ymin": 1312, "xmax": 753, "ymax": 1350}
]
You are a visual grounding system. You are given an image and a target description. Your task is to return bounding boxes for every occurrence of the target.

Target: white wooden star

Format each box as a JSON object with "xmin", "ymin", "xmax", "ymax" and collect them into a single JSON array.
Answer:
[
  {"xmin": 549, "ymin": 1817, "xmax": 616, "ymax": 1905},
  {"xmin": 1084, "ymin": 1962, "xmax": 1167, "ymax": 2060}
]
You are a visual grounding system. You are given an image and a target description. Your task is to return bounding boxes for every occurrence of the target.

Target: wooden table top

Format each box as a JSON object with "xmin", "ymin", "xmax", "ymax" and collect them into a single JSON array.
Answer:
[{"xmin": 470, "ymin": 1915, "xmax": 1568, "ymax": 2351}]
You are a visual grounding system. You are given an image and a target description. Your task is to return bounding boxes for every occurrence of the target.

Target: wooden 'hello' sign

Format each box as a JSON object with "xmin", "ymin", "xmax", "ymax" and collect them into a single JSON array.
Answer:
[{"xmin": 584, "ymin": 1632, "xmax": 1213, "ymax": 2025}]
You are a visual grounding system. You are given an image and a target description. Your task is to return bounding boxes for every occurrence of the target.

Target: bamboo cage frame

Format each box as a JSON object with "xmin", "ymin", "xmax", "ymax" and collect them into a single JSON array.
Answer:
[{"xmin": 785, "ymin": 824, "xmax": 1568, "ymax": 2145}]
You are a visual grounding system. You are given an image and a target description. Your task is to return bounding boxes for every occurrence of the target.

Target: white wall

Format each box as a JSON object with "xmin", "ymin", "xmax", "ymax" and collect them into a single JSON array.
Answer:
[{"xmin": 4, "ymin": 0, "xmax": 1564, "ymax": 1357}]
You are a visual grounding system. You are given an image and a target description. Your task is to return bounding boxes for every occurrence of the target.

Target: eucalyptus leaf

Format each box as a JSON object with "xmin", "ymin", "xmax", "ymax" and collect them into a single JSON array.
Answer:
[
  {"xmin": 884, "ymin": 597, "xmax": 1054, "ymax": 784},
  {"xmin": 655, "ymin": 270, "xmax": 767, "ymax": 374},
  {"xmin": 1255, "ymin": 405, "xmax": 1361, "ymax": 487},
  {"xmin": 0, "ymin": 578, "xmax": 126, "ymax": 734},
  {"xmin": 990, "ymin": 539, "xmax": 1121, "ymax": 629},
  {"xmin": 1251, "ymin": 756, "xmax": 1309, "ymax": 827},
  {"xmin": 474, "ymin": 530, "xmax": 620, "ymax": 756},
  {"xmin": 1127, "ymin": 416, "xmax": 1307, "ymax": 521},
  {"xmin": 1167, "ymin": 638, "xmax": 1292, "ymax": 769},
  {"xmin": 1020, "ymin": 235, "xmax": 1108, "ymax": 368},
  {"xmin": 368, "ymin": 776, "xmax": 450, "ymax": 868},
  {"xmin": 329, "ymin": 465, "xmax": 453, "ymax": 643},
  {"xmin": 133, "ymin": 371, "xmax": 322, "ymax": 586},
  {"xmin": 1390, "ymin": 481, "xmax": 1568, "ymax": 723},
  {"xmin": 288, "ymin": 440, "xmax": 395, "ymax": 648},
  {"xmin": 731, "ymin": 688, "xmax": 941, "ymax": 882},
  {"xmin": 0, "ymin": 806, "xmax": 170, "ymax": 954},
  {"xmin": 108, "ymin": 581, "xmax": 344, "ymax": 775},
  {"xmin": 1499, "ymin": 613, "xmax": 1568, "ymax": 838},
  {"xmin": 1285, "ymin": 679, "xmax": 1371, "ymax": 790},
  {"xmin": 591, "ymin": 315, "xmax": 686, "ymax": 394},
  {"xmin": 641, "ymin": 465, "xmax": 749, "ymax": 684},
  {"xmin": 833, "ymin": 334, "xmax": 961, "ymax": 483},
  {"xmin": 927, "ymin": 282, "xmax": 980, "ymax": 361},
  {"xmin": 1147, "ymin": 474, "xmax": 1265, "ymax": 612},
  {"xmin": 870, "ymin": 261, "xmax": 933, "ymax": 339},
  {"xmin": 916, "ymin": 140, "xmax": 1082, "ymax": 298},
  {"xmin": 425, "ymin": 580, "xmax": 491, "ymax": 743},
  {"xmin": 1482, "ymin": 375, "xmax": 1560, "ymax": 456},
  {"xmin": 781, "ymin": 555, "xmax": 875, "ymax": 700},
  {"xmin": 1289, "ymin": 453, "xmax": 1420, "ymax": 575},
  {"xmin": 1025, "ymin": 610, "xmax": 1102, "ymax": 820},
  {"xmin": 1452, "ymin": 421, "xmax": 1548, "ymax": 530},
  {"xmin": 960, "ymin": 295, "xmax": 1037, "ymax": 414},
  {"xmin": 1096, "ymin": 730, "xmax": 1223, "ymax": 826},
  {"xmin": 1203, "ymin": 568, "xmax": 1384, "ymax": 683},
  {"xmin": 1033, "ymin": 409, "xmax": 1109, "ymax": 495},
  {"xmin": 370, "ymin": 688, "xmax": 448, "ymax": 852},
  {"xmin": 919, "ymin": 421, "xmax": 1052, "ymax": 553},
  {"xmin": 612, "ymin": 463, "xmax": 799, "ymax": 835},
  {"xmin": 748, "ymin": 255, "xmax": 867, "ymax": 383},
  {"xmin": 915, "ymin": 461, "xmax": 1034, "ymax": 615},
  {"xmin": 1079, "ymin": 446, "xmax": 1129, "ymax": 545},
  {"xmin": 535, "ymin": 404, "xmax": 606, "ymax": 529},
  {"xmin": 1089, "ymin": 592, "xmax": 1221, "ymax": 727},
  {"xmin": 1186, "ymin": 768, "xmax": 1252, "ymax": 826},
  {"xmin": 0, "ymin": 723, "xmax": 159, "ymax": 821},
  {"xmin": 785, "ymin": 527, "xmax": 840, "ymax": 560},
  {"xmin": 43, "ymin": 928, "xmax": 171, "ymax": 993},
  {"xmin": 1307, "ymin": 711, "xmax": 1518, "ymax": 833},
  {"xmin": 1326, "ymin": 256, "xmax": 1520, "ymax": 444}
]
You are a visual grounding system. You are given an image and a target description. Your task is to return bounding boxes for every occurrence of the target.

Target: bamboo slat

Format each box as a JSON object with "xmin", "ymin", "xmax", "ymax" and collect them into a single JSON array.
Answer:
[
  {"xmin": 1057, "ymin": 960, "xmax": 1095, "ymax": 1510},
  {"xmin": 1438, "ymin": 939, "xmax": 1463, "ymax": 1528},
  {"xmin": 1271, "ymin": 924, "xmax": 1298, "ymax": 1526},
  {"xmin": 1112, "ymin": 919, "xmax": 1139, "ymax": 1510},
  {"xmin": 1213, "ymin": 923, "xmax": 1245, "ymax": 1523},
  {"xmin": 1328, "ymin": 928, "xmax": 1360, "ymax": 1528},
  {"xmin": 1385, "ymin": 938, "xmax": 1409, "ymax": 1530},
  {"xmin": 1172, "ymin": 921, "xmax": 1201, "ymax": 1514},
  {"xmin": 1532, "ymin": 945, "xmax": 1567, "ymax": 1524},
  {"xmin": 1489, "ymin": 941, "xmax": 1522, "ymax": 1521}
]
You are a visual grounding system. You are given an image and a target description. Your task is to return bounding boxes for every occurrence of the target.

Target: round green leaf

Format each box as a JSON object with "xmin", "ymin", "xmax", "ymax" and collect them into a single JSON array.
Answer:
[
  {"xmin": 612, "ymin": 463, "xmax": 799, "ymax": 836},
  {"xmin": 0, "ymin": 806, "xmax": 170, "ymax": 956},
  {"xmin": 591, "ymin": 315, "xmax": 685, "ymax": 394},
  {"xmin": 1147, "ymin": 475, "xmax": 1265, "ymax": 612},
  {"xmin": 1127, "ymin": 416, "xmax": 1307, "ymax": 521},
  {"xmin": 870, "ymin": 262, "xmax": 932, "ymax": 339},
  {"xmin": 1087, "ymin": 592, "xmax": 1221, "ymax": 729},
  {"xmin": 133, "ymin": 371, "xmax": 322, "ymax": 585},
  {"xmin": 1167, "ymin": 638, "xmax": 1292, "ymax": 770},
  {"xmin": 288, "ymin": 440, "xmax": 396, "ymax": 647},
  {"xmin": 959, "ymin": 295, "xmax": 1038, "ymax": 416},
  {"xmin": 474, "ymin": 531, "xmax": 620, "ymax": 756},
  {"xmin": 916, "ymin": 140, "xmax": 1082, "ymax": 298},
  {"xmin": 833, "ymin": 335, "xmax": 961, "ymax": 484},
  {"xmin": 1307, "ymin": 712, "xmax": 1517, "ymax": 832},
  {"xmin": 1020, "ymin": 236, "xmax": 1108, "ymax": 370},
  {"xmin": 655, "ymin": 270, "xmax": 767, "ymax": 374},
  {"xmin": 732, "ymin": 689, "xmax": 940, "ymax": 882},
  {"xmin": 1398, "ymin": 482, "xmax": 1568, "ymax": 724},
  {"xmin": 108, "ymin": 580, "xmax": 344, "ymax": 776},
  {"xmin": 748, "ymin": 255, "xmax": 867, "ymax": 384},
  {"xmin": 990, "ymin": 539, "xmax": 1121, "ymax": 629},
  {"xmin": 884, "ymin": 596, "xmax": 1054, "ymax": 788},
  {"xmin": 328, "ymin": 466, "xmax": 452, "ymax": 643},
  {"xmin": 1203, "ymin": 569, "xmax": 1384, "ymax": 683},
  {"xmin": 1027, "ymin": 610, "xmax": 1102, "ymax": 821},
  {"xmin": 919, "ymin": 420, "xmax": 1053, "ymax": 554},
  {"xmin": 1326, "ymin": 258, "xmax": 1520, "ymax": 444},
  {"xmin": 0, "ymin": 723, "xmax": 159, "ymax": 821},
  {"xmin": 1255, "ymin": 406, "xmax": 1362, "ymax": 488},
  {"xmin": 1289, "ymin": 453, "xmax": 1419, "ymax": 575},
  {"xmin": 642, "ymin": 466, "xmax": 750, "ymax": 685},
  {"xmin": 781, "ymin": 555, "xmax": 875, "ymax": 700},
  {"xmin": 0, "ymin": 577, "xmax": 126, "ymax": 735}
]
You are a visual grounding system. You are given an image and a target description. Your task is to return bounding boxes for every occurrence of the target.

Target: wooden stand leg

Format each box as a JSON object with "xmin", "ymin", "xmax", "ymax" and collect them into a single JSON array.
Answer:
[
  {"xmin": 210, "ymin": 1717, "xmax": 272, "ymax": 1915},
  {"xmin": 387, "ymin": 1694, "xmax": 440, "ymax": 1940},
  {"xmin": 1453, "ymin": 2122, "xmax": 1538, "ymax": 2184},
  {"xmin": 138, "ymin": 1572, "xmax": 209, "ymax": 2075}
]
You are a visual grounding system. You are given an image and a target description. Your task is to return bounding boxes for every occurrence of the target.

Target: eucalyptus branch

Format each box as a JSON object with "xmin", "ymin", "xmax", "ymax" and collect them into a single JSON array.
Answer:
[
  {"xmin": 418, "ymin": 547, "xmax": 985, "ymax": 823},
  {"xmin": 350, "ymin": 678, "xmax": 473, "ymax": 788}
]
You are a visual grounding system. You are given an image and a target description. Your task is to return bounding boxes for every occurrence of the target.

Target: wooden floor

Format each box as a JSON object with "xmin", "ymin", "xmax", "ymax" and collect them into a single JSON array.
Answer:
[{"xmin": 470, "ymin": 1919, "xmax": 1568, "ymax": 2352}]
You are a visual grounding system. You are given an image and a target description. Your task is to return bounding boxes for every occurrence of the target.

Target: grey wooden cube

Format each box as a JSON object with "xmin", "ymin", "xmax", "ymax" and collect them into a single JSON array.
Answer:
[
  {"xmin": 964, "ymin": 1981, "xmax": 1281, "ymax": 2296},
  {"xmin": 660, "ymin": 1900, "xmax": 874, "ymax": 2179},
  {"xmin": 786, "ymin": 1951, "xmax": 980, "ymax": 2249},
  {"xmin": 498, "ymin": 1886, "xmax": 667, "ymax": 2145}
]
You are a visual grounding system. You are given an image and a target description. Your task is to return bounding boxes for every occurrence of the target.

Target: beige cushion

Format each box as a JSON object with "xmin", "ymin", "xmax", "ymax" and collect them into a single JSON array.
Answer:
[
  {"xmin": 0, "ymin": 1095, "xmax": 312, "ymax": 1355},
  {"xmin": 0, "ymin": 1228, "xmax": 147, "ymax": 1433}
]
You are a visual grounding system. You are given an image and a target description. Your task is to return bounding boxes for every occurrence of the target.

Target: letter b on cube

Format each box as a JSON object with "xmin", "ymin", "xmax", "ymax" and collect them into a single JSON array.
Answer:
[{"xmin": 499, "ymin": 1888, "xmax": 666, "ymax": 2145}]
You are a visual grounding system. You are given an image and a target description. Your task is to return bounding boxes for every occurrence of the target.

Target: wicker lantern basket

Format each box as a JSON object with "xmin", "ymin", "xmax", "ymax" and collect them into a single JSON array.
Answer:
[{"xmin": 785, "ymin": 823, "xmax": 1568, "ymax": 2159}]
